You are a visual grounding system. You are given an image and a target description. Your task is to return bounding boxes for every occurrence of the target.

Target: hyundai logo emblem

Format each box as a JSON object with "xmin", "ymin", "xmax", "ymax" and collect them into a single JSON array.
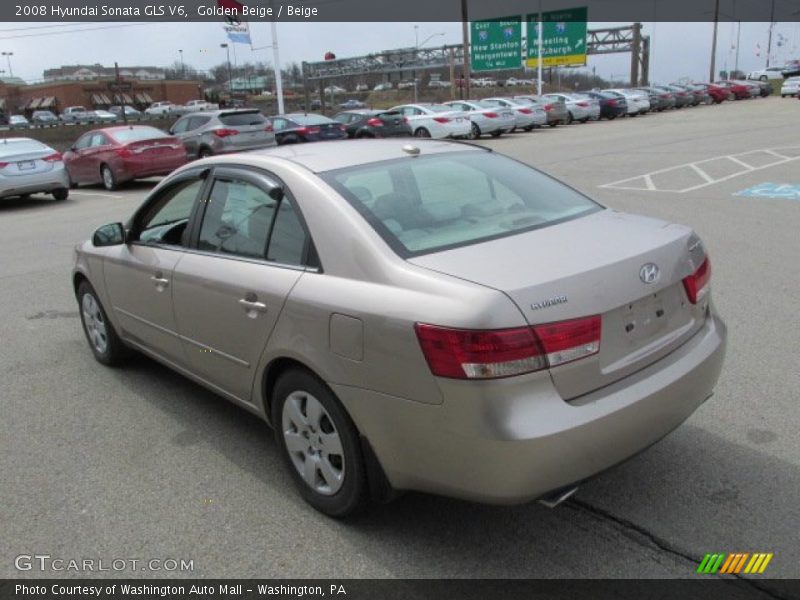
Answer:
[{"xmin": 640, "ymin": 263, "xmax": 660, "ymax": 284}]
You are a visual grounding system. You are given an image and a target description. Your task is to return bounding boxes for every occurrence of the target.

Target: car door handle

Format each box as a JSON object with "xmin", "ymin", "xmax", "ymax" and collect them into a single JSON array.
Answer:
[
  {"xmin": 239, "ymin": 299, "xmax": 267, "ymax": 313},
  {"xmin": 150, "ymin": 276, "xmax": 169, "ymax": 287}
]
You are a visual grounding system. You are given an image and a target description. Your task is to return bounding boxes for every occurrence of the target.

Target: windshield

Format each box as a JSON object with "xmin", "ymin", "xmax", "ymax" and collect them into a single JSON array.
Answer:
[
  {"xmin": 0, "ymin": 140, "xmax": 48, "ymax": 157},
  {"xmin": 323, "ymin": 151, "xmax": 601, "ymax": 257},
  {"xmin": 109, "ymin": 127, "xmax": 170, "ymax": 143},
  {"xmin": 291, "ymin": 114, "xmax": 334, "ymax": 125}
]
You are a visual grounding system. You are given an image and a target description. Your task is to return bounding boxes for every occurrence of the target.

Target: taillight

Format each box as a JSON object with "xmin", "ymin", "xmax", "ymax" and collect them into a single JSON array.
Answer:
[
  {"xmin": 607, "ymin": 99, "xmax": 617, "ymax": 106},
  {"xmin": 366, "ymin": 118, "xmax": 384, "ymax": 127},
  {"xmin": 115, "ymin": 147, "xmax": 132, "ymax": 158},
  {"xmin": 339, "ymin": 124, "xmax": 347, "ymax": 132},
  {"xmin": 213, "ymin": 128, "xmax": 239, "ymax": 138},
  {"xmin": 483, "ymin": 111, "xmax": 499, "ymax": 118},
  {"xmin": 43, "ymin": 152, "xmax": 62, "ymax": 162},
  {"xmin": 264, "ymin": 124, "xmax": 274, "ymax": 132},
  {"xmin": 518, "ymin": 108, "xmax": 532, "ymax": 114},
  {"xmin": 543, "ymin": 103, "xmax": 553, "ymax": 111},
  {"xmin": 576, "ymin": 101, "xmax": 589, "ymax": 107},
  {"xmin": 0, "ymin": 162, "xmax": 8, "ymax": 168},
  {"xmin": 414, "ymin": 315, "xmax": 601, "ymax": 380},
  {"xmin": 682, "ymin": 257, "xmax": 711, "ymax": 304},
  {"xmin": 433, "ymin": 117, "xmax": 451, "ymax": 123}
]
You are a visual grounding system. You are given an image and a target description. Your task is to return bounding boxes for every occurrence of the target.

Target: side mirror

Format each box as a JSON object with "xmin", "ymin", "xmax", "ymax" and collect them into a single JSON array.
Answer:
[{"xmin": 92, "ymin": 223, "xmax": 126, "ymax": 247}]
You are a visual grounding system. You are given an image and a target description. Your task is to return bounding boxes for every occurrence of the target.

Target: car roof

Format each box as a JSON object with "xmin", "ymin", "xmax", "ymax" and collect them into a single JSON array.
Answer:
[{"xmin": 243, "ymin": 138, "xmax": 487, "ymax": 173}]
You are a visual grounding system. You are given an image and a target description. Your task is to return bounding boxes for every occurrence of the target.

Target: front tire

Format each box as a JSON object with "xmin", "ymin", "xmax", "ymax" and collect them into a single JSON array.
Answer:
[
  {"xmin": 100, "ymin": 165, "xmax": 118, "ymax": 191},
  {"xmin": 53, "ymin": 188, "xmax": 69, "ymax": 201},
  {"xmin": 77, "ymin": 281, "xmax": 128, "ymax": 366},
  {"xmin": 414, "ymin": 127, "xmax": 431, "ymax": 138},
  {"xmin": 272, "ymin": 368, "xmax": 368, "ymax": 518}
]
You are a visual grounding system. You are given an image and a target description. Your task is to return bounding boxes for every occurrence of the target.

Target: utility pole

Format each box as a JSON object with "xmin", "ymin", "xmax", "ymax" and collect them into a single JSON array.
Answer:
[
  {"xmin": 766, "ymin": 0, "xmax": 776, "ymax": 67},
  {"xmin": 271, "ymin": 21, "xmax": 285, "ymax": 114},
  {"xmin": 221, "ymin": 43, "xmax": 232, "ymax": 98},
  {"xmin": 179, "ymin": 49, "xmax": 184, "ymax": 79},
  {"xmin": 709, "ymin": 0, "xmax": 720, "ymax": 82},
  {"xmin": 630, "ymin": 22, "xmax": 641, "ymax": 86},
  {"xmin": 461, "ymin": 0, "xmax": 470, "ymax": 100},
  {"xmin": 537, "ymin": 0, "xmax": 543, "ymax": 96}
]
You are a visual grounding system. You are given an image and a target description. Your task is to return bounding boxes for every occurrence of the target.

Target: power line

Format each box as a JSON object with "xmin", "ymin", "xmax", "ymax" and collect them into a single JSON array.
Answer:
[
  {"xmin": 0, "ymin": 22, "xmax": 95, "ymax": 33},
  {"xmin": 0, "ymin": 23, "xmax": 156, "ymax": 41}
]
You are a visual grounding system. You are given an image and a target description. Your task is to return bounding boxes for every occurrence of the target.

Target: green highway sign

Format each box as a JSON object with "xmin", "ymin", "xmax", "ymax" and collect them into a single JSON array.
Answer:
[
  {"xmin": 526, "ymin": 6, "xmax": 588, "ymax": 68},
  {"xmin": 470, "ymin": 17, "xmax": 522, "ymax": 72}
]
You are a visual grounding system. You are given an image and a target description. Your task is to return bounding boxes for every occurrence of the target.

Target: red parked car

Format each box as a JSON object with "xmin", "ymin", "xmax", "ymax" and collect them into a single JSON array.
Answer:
[
  {"xmin": 714, "ymin": 81, "xmax": 751, "ymax": 100},
  {"xmin": 64, "ymin": 125, "xmax": 187, "ymax": 191},
  {"xmin": 691, "ymin": 83, "xmax": 728, "ymax": 104}
]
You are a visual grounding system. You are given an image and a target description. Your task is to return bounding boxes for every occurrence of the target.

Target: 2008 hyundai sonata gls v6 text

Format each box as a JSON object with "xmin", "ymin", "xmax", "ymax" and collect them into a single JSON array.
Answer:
[{"xmin": 72, "ymin": 140, "xmax": 726, "ymax": 517}]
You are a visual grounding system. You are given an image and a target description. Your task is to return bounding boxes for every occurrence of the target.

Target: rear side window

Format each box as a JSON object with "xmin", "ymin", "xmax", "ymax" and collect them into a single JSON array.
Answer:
[
  {"xmin": 324, "ymin": 151, "xmax": 601, "ymax": 257},
  {"xmin": 219, "ymin": 111, "xmax": 266, "ymax": 126},
  {"xmin": 267, "ymin": 199, "xmax": 307, "ymax": 265}
]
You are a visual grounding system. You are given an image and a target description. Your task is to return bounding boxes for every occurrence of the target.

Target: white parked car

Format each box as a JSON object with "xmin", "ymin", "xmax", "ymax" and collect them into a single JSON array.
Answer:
[
  {"xmin": 145, "ymin": 101, "xmax": 175, "ymax": 116},
  {"xmin": 603, "ymin": 89, "xmax": 651, "ymax": 116},
  {"xmin": 355, "ymin": 83, "xmax": 369, "ymax": 92},
  {"xmin": 397, "ymin": 80, "xmax": 417, "ymax": 90},
  {"xmin": 482, "ymin": 97, "xmax": 547, "ymax": 130},
  {"xmin": 427, "ymin": 79, "xmax": 450, "ymax": 89},
  {"xmin": 389, "ymin": 103, "xmax": 472, "ymax": 139},
  {"xmin": 373, "ymin": 82, "xmax": 393, "ymax": 91},
  {"xmin": 543, "ymin": 93, "xmax": 598, "ymax": 123},
  {"xmin": 747, "ymin": 66, "xmax": 787, "ymax": 82},
  {"xmin": 324, "ymin": 85, "xmax": 346, "ymax": 94},
  {"xmin": 443, "ymin": 100, "xmax": 515, "ymax": 139},
  {"xmin": 780, "ymin": 77, "xmax": 800, "ymax": 97}
]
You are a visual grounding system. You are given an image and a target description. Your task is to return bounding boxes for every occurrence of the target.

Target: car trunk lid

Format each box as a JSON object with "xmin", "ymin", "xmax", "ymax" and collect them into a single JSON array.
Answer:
[{"xmin": 408, "ymin": 210, "xmax": 709, "ymax": 400}]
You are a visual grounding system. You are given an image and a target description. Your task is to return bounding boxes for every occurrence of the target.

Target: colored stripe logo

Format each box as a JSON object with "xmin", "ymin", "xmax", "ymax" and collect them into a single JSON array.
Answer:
[{"xmin": 697, "ymin": 553, "xmax": 773, "ymax": 574}]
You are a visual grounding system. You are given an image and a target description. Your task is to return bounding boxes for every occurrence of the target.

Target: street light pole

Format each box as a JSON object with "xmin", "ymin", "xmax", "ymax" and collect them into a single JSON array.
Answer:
[
  {"xmin": 179, "ymin": 49, "xmax": 185, "ymax": 79},
  {"xmin": 220, "ymin": 43, "xmax": 232, "ymax": 98},
  {"xmin": 2, "ymin": 52, "xmax": 14, "ymax": 77},
  {"xmin": 413, "ymin": 28, "xmax": 445, "ymax": 103}
]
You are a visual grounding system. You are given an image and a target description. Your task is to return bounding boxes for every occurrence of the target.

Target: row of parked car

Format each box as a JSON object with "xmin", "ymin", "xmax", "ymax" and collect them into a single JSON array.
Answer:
[{"xmin": 0, "ymin": 78, "xmax": 784, "ymax": 203}]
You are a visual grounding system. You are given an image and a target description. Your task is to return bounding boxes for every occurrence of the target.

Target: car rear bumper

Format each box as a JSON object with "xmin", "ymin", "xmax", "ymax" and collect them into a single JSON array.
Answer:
[
  {"xmin": 336, "ymin": 311, "xmax": 726, "ymax": 505},
  {"xmin": 0, "ymin": 169, "xmax": 70, "ymax": 198}
]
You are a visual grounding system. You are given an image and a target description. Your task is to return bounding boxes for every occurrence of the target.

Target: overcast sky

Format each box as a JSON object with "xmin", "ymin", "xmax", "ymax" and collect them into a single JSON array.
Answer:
[{"xmin": 1, "ymin": 21, "xmax": 799, "ymax": 84}]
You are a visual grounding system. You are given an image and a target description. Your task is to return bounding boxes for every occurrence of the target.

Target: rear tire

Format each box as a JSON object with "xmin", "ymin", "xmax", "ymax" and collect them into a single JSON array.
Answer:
[
  {"xmin": 523, "ymin": 125, "xmax": 534, "ymax": 131},
  {"xmin": 566, "ymin": 112, "xmax": 574, "ymax": 124},
  {"xmin": 490, "ymin": 130, "xmax": 502, "ymax": 138},
  {"xmin": 77, "ymin": 281, "xmax": 128, "ymax": 366},
  {"xmin": 272, "ymin": 368, "xmax": 368, "ymax": 518},
  {"xmin": 198, "ymin": 147, "xmax": 213, "ymax": 159},
  {"xmin": 53, "ymin": 188, "xmax": 69, "ymax": 201},
  {"xmin": 414, "ymin": 127, "xmax": 431, "ymax": 138},
  {"xmin": 548, "ymin": 122, "xmax": 558, "ymax": 128},
  {"xmin": 468, "ymin": 122, "xmax": 481, "ymax": 140},
  {"xmin": 100, "ymin": 165, "xmax": 118, "ymax": 191}
]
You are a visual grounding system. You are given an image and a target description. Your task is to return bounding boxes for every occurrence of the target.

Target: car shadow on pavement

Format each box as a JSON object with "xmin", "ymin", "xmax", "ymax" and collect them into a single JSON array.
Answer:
[
  {"xmin": 0, "ymin": 194, "xmax": 72, "ymax": 212},
  {"xmin": 104, "ymin": 352, "xmax": 799, "ymax": 581}
]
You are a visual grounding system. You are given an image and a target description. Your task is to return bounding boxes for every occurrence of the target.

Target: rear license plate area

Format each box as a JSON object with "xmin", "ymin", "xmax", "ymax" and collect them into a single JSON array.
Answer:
[
  {"xmin": 17, "ymin": 161, "xmax": 36, "ymax": 170},
  {"xmin": 622, "ymin": 294, "xmax": 669, "ymax": 342}
]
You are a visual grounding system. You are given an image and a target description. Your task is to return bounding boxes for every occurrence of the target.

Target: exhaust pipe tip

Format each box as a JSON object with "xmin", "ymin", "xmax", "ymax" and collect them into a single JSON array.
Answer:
[{"xmin": 537, "ymin": 485, "xmax": 579, "ymax": 509}]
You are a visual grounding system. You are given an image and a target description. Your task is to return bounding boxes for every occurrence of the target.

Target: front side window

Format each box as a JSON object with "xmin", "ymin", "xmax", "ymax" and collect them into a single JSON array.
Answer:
[
  {"xmin": 324, "ymin": 151, "xmax": 601, "ymax": 257},
  {"xmin": 198, "ymin": 179, "xmax": 277, "ymax": 259},
  {"xmin": 137, "ymin": 178, "xmax": 204, "ymax": 245}
]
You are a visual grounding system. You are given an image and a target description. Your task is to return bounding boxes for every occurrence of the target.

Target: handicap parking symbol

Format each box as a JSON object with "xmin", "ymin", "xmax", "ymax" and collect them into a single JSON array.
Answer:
[{"xmin": 734, "ymin": 183, "xmax": 800, "ymax": 201}]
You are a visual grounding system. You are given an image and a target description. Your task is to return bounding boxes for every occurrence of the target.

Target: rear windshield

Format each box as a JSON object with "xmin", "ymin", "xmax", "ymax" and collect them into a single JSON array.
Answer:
[
  {"xmin": 426, "ymin": 104, "xmax": 453, "ymax": 113},
  {"xmin": 323, "ymin": 151, "xmax": 601, "ymax": 257},
  {"xmin": 291, "ymin": 114, "xmax": 333, "ymax": 125},
  {"xmin": 219, "ymin": 111, "xmax": 266, "ymax": 126},
  {"xmin": 108, "ymin": 127, "xmax": 169, "ymax": 143},
  {"xmin": 0, "ymin": 140, "xmax": 48, "ymax": 157}
]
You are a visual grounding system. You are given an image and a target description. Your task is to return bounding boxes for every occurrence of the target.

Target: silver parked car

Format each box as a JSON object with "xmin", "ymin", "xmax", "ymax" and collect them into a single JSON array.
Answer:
[
  {"xmin": 443, "ymin": 100, "xmax": 515, "ymax": 139},
  {"xmin": 169, "ymin": 109, "xmax": 276, "ymax": 159},
  {"xmin": 73, "ymin": 140, "xmax": 726, "ymax": 517},
  {"xmin": 481, "ymin": 97, "xmax": 548, "ymax": 130},
  {"xmin": 0, "ymin": 138, "xmax": 70, "ymax": 201}
]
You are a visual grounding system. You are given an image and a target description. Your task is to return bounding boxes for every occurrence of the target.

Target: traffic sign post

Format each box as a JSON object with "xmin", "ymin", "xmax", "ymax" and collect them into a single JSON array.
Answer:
[
  {"xmin": 470, "ymin": 17, "xmax": 522, "ymax": 72},
  {"xmin": 526, "ymin": 6, "xmax": 588, "ymax": 69}
]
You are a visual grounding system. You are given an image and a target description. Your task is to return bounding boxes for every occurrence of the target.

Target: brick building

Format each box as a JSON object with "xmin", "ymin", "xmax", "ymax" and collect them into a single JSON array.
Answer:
[{"xmin": 0, "ymin": 79, "xmax": 205, "ymax": 115}]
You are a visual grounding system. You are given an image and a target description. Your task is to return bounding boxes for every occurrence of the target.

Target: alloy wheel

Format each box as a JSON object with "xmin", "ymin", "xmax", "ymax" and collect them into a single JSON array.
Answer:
[
  {"xmin": 81, "ymin": 293, "xmax": 108, "ymax": 354},
  {"xmin": 282, "ymin": 390, "xmax": 345, "ymax": 496}
]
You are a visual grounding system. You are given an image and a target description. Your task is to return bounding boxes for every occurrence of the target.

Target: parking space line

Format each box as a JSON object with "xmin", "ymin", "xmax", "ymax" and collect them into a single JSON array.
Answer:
[
  {"xmin": 70, "ymin": 191, "xmax": 125, "ymax": 199},
  {"xmin": 599, "ymin": 145, "xmax": 800, "ymax": 194}
]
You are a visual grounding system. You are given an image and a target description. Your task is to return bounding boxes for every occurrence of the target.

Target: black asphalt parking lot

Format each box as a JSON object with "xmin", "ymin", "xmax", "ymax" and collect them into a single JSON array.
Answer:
[{"xmin": 1, "ymin": 97, "xmax": 798, "ymax": 589}]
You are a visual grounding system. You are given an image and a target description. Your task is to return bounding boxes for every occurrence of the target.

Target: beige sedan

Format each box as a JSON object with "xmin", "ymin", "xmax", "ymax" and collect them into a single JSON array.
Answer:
[{"xmin": 73, "ymin": 140, "xmax": 726, "ymax": 517}]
